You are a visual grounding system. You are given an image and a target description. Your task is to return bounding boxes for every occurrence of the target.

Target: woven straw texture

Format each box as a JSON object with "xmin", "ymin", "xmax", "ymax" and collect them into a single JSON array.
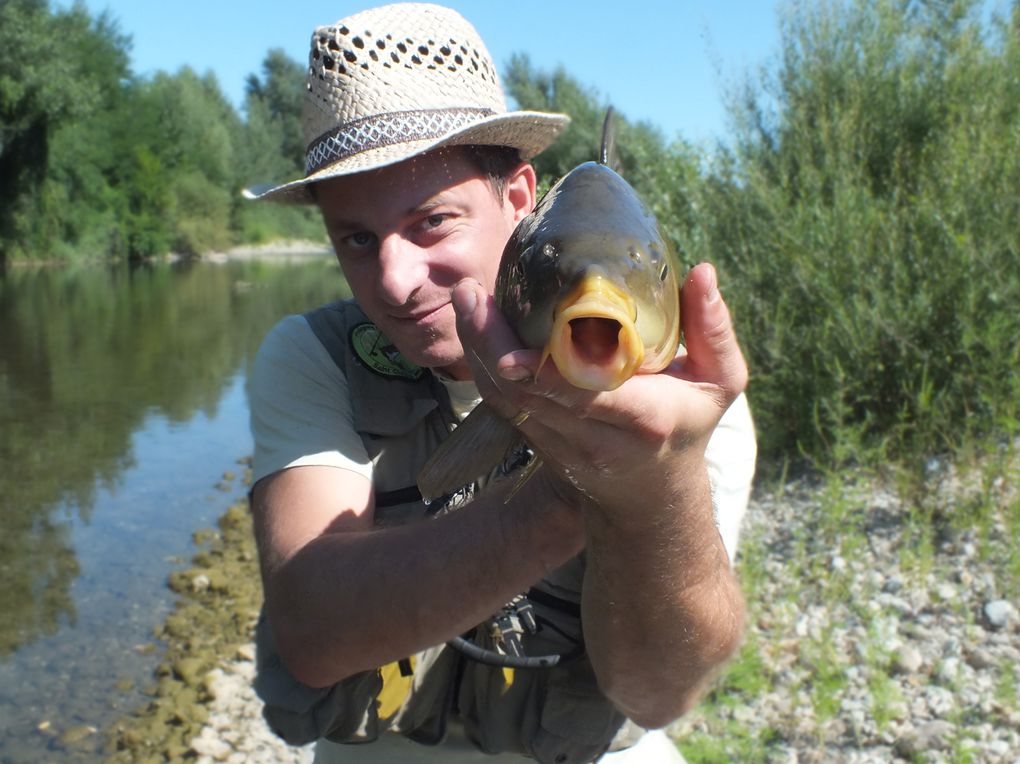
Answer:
[{"xmin": 248, "ymin": 3, "xmax": 568, "ymax": 202}]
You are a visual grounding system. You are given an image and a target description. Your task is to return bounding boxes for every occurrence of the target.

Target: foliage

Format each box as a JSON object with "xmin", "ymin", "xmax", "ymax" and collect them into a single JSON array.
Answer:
[
  {"xmin": 690, "ymin": 0, "xmax": 1020, "ymax": 467},
  {"xmin": 234, "ymin": 48, "xmax": 323, "ymax": 244},
  {"xmin": 0, "ymin": 0, "xmax": 131, "ymax": 259},
  {"xmin": 0, "ymin": 3, "xmax": 322, "ymax": 264},
  {"xmin": 502, "ymin": 55, "xmax": 706, "ymax": 267},
  {"xmin": 2, "ymin": 0, "xmax": 1018, "ymax": 472}
]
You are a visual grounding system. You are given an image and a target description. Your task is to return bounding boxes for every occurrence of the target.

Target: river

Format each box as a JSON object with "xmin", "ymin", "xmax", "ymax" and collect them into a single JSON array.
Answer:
[{"xmin": 0, "ymin": 253, "xmax": 348, "ymax": 762}]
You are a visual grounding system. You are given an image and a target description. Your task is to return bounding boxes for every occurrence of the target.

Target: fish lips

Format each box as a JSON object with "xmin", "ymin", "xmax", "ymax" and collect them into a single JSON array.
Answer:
[{"xmin": 541, "ymin": 276, "xmax": 643, "ymax": 391}]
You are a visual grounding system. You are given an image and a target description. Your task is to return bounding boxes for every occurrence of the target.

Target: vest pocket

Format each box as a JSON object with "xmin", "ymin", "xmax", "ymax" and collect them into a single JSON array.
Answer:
[
  {"xmin": 526, "ymin": 680, "xmax": 626, "ymax": 764},
  {"xmin": 253, "ymin": 612, "xmax": 383, "ymax": 745}
]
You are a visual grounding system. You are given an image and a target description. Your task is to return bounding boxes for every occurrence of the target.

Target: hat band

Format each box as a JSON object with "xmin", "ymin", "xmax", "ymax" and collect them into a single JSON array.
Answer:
[{"xmin": 305, "ymin": 107, "xmax": 497, "ymax": 175}]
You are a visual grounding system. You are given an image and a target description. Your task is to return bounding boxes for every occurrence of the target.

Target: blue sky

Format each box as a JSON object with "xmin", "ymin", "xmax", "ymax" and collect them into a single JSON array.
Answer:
[{"xmin": 65, "ymin": 1, "xmax": 786, "ymax": 144}]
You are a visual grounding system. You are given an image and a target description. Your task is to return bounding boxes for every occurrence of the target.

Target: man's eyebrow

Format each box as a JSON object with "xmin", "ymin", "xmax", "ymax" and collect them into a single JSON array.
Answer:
[
  {"xmin": 410, "ymin": 189, "xmax": 460, "ymax": 214},
  {"xmin": 325, "ymin": 217, "xmax": 363, "ymax": 232},
  {"xmin": 326, "ymin": 190, "xmax": 463, "ymax": 232}
]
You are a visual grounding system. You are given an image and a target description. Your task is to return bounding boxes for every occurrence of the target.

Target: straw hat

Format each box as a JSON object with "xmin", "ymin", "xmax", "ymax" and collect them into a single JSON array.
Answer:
[{"xmin": 245, "ymin": 3, "xmax": 570, "ymax": 203}]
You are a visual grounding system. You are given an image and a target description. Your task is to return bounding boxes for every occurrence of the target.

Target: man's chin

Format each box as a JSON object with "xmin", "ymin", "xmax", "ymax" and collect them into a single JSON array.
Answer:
[{"xmin": 400, "ymin": 343, "xmax": 466, "ymax": 376}]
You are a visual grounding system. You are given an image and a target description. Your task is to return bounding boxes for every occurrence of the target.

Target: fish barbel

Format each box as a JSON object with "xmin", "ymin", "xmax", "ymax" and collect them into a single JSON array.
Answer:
[{"xmin": 417, "ymin": 110, "xmax": 682, "ymax": 500}]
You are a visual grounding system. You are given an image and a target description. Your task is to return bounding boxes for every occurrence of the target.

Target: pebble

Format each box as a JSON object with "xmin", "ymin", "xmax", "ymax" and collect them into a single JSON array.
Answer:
[
  {"xmin": 891, "ymin": 645, "xmax": 923, "ymax": 674},
  {"xmin": 984, "ymin": 599, "xmax": 1017, "ymax": 630},
  {"xmin": 894, "ymin": 719, "xmax": 955, "ymax": 756},
  {"xmin": 192, "ymin": 573, "xmax": 211, "ymax": 593},
  {"xmin": 191, "ymin": 732, "xmax": 231, "ymax": 759},
  {"xmin": 189, "ymin": 651, "xmax": 312, "ymax": 763}
]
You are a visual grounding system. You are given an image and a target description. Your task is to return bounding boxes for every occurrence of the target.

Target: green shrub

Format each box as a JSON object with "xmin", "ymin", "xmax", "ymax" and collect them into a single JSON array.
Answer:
[{"xmin": 691, "ymin": 0, "xmax": 1020, "ymax": 467}]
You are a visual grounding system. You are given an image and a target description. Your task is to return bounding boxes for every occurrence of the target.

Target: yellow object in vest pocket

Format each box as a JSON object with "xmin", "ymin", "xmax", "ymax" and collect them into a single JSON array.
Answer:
[{"xmin": 376, "ymin": 657, "xmax": 416, "ymax": 720}]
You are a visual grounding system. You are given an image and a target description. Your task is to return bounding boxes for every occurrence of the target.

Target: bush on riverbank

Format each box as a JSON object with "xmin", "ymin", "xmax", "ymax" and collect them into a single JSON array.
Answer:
[{"xmin": 693, "ymin": 0, "xmax": 1020, "ymax": 471}]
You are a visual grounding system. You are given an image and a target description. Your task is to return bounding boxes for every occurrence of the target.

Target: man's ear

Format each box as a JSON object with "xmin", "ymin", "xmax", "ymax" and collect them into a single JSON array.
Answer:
[{"xmin": 504, "ymin": 163, "xmax": 537, "ymax": 224}]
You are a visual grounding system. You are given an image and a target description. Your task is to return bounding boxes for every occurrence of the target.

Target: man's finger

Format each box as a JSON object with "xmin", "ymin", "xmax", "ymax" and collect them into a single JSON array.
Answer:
[
  {"xmin": 680, "ymin": 263, "xmax": 748, "ymax": 397},
  {"xmin": 451, "ymin": 278, "xmax": 528, "ymax": 404}
]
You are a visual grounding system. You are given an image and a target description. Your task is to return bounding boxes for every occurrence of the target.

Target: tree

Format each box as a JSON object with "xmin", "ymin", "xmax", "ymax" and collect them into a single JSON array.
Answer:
[
  {"xmin": 0, "ymin": 0, "xmax": 130, "ymax": 261},
  {"xmin": 244, "ymin": 48, "xmax": 306, "ymax": 171},
  {"xmin": 235, "ymin": 49, "xmax": 323, "ymax": 244}
]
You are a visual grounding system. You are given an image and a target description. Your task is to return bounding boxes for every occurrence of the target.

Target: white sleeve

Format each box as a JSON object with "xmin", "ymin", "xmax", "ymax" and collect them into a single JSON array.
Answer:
[
  {"xmin": 248, "ymin": 314, "xmax": 373, "ymax": 485},
  {"xmin": 704, "ymin": 393, "xmax": 757, "ymax": 562}
]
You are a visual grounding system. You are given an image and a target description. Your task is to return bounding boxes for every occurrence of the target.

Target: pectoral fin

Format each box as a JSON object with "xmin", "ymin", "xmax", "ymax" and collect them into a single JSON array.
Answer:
[{"xmin": 418, "ymin": 402, "xmax": 520, "ymax": 500}]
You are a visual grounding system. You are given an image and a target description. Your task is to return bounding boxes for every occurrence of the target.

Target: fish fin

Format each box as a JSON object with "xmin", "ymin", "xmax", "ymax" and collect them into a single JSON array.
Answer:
[
  {"xmin": 417, "ymin": 402, "xmax": 520, "ymax": 500},
  {"xmin": 600, "ymin": 106, "xmax": 621, "ymax": 172},
  {"xmin": 503, "ymin": 457, "xmax": 543, "ymax": 504}
]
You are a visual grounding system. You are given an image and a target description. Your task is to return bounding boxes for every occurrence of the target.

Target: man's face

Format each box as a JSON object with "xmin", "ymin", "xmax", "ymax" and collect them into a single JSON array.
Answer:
[{"xmin": 315, "ymin": 149, "xmax": 533, "ymax": 379}]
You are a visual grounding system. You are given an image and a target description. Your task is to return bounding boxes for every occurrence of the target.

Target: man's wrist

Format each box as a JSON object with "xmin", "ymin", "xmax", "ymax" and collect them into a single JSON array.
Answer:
[{"xmin": 500, "ymin": 468, "xmax": 585, "ymax": 574}]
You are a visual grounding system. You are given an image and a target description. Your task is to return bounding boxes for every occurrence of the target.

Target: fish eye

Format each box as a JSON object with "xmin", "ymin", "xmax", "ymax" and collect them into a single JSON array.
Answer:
[
  {"xmin": 629, "ymin": 248, "xmax": 641, "ymax": 264},
  {"xmin": 541, "ymin": 242, "xmax": 558, "ymax": 260}
]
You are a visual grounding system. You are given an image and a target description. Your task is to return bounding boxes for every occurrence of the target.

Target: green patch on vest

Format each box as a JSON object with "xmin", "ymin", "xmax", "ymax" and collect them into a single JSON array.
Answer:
[{"xmin": 349, "ymin": 323, "xmax": 425, "ymax": 381}]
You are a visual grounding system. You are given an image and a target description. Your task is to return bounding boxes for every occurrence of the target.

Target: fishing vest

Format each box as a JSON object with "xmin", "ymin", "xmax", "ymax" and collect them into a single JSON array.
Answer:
[{"xmin": 254, "ymin": 300, "xmax": 643, "ymax": 764}]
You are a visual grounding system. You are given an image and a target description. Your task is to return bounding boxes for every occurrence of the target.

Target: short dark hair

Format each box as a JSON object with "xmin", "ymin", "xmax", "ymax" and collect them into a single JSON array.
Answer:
[{"xmin": 460, "ymin": 145, "xmax": 524, "ymax": 199}]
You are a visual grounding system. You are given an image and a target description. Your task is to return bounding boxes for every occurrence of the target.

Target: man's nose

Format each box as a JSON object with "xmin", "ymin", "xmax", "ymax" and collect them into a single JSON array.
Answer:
[{"xmin": 377, "ymin": 234, "xmax": 427, "ymax": 306}]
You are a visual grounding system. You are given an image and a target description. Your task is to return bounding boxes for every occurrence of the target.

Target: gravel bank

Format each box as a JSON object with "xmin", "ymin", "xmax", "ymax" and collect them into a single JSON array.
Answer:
[
  {"xmin": 672, "ymin": 444, "xmax": 1020, "ymax": 763},
  {"xmin": 202, "ymin": 240, "xmax": 332, "ymax": 263},
  {"xmin": 106, "ymin": 447, "xmax": 1019, "ymax": 763}
]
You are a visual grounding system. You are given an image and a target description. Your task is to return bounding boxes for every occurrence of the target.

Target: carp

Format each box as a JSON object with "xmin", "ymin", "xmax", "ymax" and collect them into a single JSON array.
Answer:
[{"xmin": 417, "ymin": 109, "xmax": 682, "ymax": 500}]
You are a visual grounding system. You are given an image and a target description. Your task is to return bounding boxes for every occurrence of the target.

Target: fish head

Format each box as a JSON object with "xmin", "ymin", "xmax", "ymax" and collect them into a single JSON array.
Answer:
[{"xmin": 495, "ymin": 162, "xmax": 681, "ymax": 391}]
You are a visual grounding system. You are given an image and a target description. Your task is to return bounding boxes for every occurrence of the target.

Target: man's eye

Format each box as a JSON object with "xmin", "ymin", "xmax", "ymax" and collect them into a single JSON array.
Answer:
[
  {"xmin": 423, "ymin": 214, "xmax": 447, "ymax": 230},
  {"xmin": 343, "ymin": 231, "xmax": 376, "ymax": 249}
]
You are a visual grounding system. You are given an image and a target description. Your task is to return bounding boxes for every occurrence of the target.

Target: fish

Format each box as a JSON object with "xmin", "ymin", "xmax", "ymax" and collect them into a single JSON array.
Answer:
[{"xmin": 417, "ymin": 109, "xmax": 682, "ymax": 501}]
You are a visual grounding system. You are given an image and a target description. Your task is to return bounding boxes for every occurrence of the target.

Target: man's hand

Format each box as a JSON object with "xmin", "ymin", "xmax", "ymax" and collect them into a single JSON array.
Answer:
[
  {"xmin": 451, "ymin": 261, "xmax": 748, "ymax": 514},
  {"xmin": 451, "ymin": 261, "xmax": 749, "ymax": 727}
]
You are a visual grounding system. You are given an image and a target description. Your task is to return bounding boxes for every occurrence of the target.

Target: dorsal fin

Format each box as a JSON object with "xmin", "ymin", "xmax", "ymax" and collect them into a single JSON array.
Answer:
[{"xmin": 599, "ymin": 106, "xmax": 620, "ymax": 172}]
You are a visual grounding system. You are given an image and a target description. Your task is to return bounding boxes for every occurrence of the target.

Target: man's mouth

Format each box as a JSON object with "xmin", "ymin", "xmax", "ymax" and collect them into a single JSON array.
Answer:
[{"xmin": 394, "ymin": 303, "xmax": 448, "ymax": 322}]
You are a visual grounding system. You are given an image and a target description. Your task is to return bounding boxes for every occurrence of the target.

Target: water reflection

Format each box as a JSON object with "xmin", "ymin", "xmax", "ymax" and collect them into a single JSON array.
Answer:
[{"xmin": 0, "ymin": 258, "xmax": 347, "ymax": 657}]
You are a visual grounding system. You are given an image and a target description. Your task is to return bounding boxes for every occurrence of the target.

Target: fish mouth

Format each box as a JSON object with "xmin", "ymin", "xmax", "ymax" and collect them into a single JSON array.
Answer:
[{"xmin": 541, "ymin": 276, "xmax": 643, "ymax": 391}]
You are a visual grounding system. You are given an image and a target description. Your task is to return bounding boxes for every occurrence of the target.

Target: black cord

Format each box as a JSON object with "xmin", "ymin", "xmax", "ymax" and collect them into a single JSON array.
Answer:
[{"xmin": 447, "ymin": 635, "xmax": 565, "ymax": 668}]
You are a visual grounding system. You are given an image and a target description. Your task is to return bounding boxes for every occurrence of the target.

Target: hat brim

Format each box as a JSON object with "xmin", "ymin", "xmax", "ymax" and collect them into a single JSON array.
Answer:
[{"xmin": 244, "ymin": 111, "xmax": 569, "ymax": 204}]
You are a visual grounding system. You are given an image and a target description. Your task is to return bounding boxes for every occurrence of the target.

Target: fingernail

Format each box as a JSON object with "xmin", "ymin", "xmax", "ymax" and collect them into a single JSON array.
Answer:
[
  {"xmin": 499, "ymin": 366, "xmax": 532, "ymax": 382},
  {"xmin": 705, "ymin": 266, "xmax": 719, "ymax": 303},
  {"xmin": 452, "ymin": 282, "xmax": 476, "ymax": 316}
]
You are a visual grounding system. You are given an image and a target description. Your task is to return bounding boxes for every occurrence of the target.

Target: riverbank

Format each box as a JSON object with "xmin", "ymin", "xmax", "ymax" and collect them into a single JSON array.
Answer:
[
  {"xmin": 199, "ymin": 239, "xmax": 332, "ymax": 264},
  {"xmin": 104, "ymin": 445, "xmax": 1019, "ymax": 763},
  {"xmin": 103, "ymin": 459, "xmax": 310, "ymax": 763}
]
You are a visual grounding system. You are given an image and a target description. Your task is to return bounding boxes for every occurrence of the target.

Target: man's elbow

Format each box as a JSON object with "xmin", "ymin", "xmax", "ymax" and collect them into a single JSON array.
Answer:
[
  {"xmin": 609, "ymin": 611, "xmax": 746, "ymax": 729},
  {"xmin": 607, "ymin": 676, "xmax": 710, "ymax": 730},
  {"xmin": 266, "ymin": 599, "xmax": 359, "ymax": 689},
  {"xmin": 266, "ymin": 615, "xmax": 330, "ymax": 688}
]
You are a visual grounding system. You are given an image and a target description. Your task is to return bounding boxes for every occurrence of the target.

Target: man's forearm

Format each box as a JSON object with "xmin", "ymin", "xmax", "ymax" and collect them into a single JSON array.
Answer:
[
  {"xmin": 579, "ymin": 459, "xmax": 746, "ymax": 728},
  {"xmin": 263, "ymin": 476, "xmax": 583, "ymax": 687}
]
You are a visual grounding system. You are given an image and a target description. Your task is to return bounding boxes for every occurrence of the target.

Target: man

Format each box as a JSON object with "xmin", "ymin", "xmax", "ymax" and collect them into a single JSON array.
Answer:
[{"xmin": 245, "ymin": 4, "xmax": 757, "ymax": 763}]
